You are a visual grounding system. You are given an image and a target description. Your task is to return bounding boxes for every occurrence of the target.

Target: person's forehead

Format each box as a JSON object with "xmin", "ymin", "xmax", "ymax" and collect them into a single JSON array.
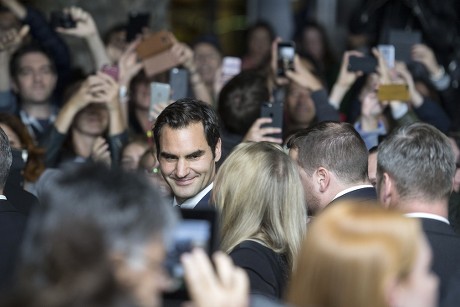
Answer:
[
  {"xmin": 160, "ymin": 122, "xmax": 209, "ymax": 147},
  {"xmin": 19, "ymin": 52, "xmax": 52, "ymax": 67}
]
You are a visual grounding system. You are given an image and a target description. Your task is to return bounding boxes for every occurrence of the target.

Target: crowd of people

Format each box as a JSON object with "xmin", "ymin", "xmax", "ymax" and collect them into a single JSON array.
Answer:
[{"xmin": 0, "ymin": 0, "xmax": 460, "ymax": 306}]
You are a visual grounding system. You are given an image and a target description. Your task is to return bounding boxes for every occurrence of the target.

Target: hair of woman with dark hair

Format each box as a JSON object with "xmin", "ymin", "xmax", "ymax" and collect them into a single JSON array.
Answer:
[{"xmin": 0, "ymin": 113, "xmax": 45, "ymax": 183}]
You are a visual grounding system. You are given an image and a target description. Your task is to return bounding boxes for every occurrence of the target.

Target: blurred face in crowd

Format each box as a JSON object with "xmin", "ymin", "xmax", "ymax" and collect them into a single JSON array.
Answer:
[
  {"xmin": 134, "ymin": 81, "xmax": 151, "ymax": 110},
  {"xmin": 158, "ymin": 122, "xmax": 221, "ymax": 204},
  {"xmin": 113, "ymin": 237, "xmax": 169, "ymax": 307},
  {"xmin": 391, "ymin": 237, "xmax": 438, "ymax": 307},
  {"xmin": 0, "ymin": 10, "xmax": 21, "ymax": 34},
  {"xmin": 0, "ymin": 123, "xmax": 22, "ymax": 149},
  {"xmin": 139, "ymin": 150, "xmax": 172, "ymax": 197},
  {"xmin": 73, "ymin": 103, "xmax": 109, "ymax": 137},
  {"xmin": 286, "ymin": 82, "xmax": 316, "ymax": 127},
  {"xmin": 121, "ymin": 142, "xmax": 149, "ymax": 171},
  {"xmin": 106, "ymin": 29, "xmax": 128, "ymax": 63},
  {"xmin": 194, "ymin": 42, "xmax": 222, "ymax": 85},
  {"xmin": 12, "ymin": 52, "xmax": 57, "ymax": 104},
  {"xmin": 301, "ymin": 27, "xmax": 324, "ymax": 61},
  {"xmin": 248, "ymin": 27, "xmax": 272, "ymax": 60}
]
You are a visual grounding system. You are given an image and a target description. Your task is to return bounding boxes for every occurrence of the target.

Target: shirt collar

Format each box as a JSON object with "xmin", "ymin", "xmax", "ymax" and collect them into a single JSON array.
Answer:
[
  {"xmin": 172, "ymin": 182, "xmax": 213, "ymax": 209},
  {"xmin": 0, "ymin": 195, "xmax": 7, "ymax": 200},
  {"xmin": 404, "ymin": 212, "xmax": 450, "ymax": 225},
  {"xmin": 333, "ymin": 185, "xmax": 375, "ymax": 201}
]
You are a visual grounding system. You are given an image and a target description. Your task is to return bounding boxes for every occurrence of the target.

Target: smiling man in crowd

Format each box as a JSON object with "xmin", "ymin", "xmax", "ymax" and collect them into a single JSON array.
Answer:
[{"xmin": 153, "ymin": 98, "xmax": 222, "ymax": 209}]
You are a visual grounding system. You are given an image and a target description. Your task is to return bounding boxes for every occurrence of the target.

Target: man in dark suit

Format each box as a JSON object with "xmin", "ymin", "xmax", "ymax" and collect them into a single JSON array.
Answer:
[
  {"xmin": 377, "ymin": 122, "xmax": 460, "ymax": 303},
  {"xmin": 0, "ymin": 127, "xmax": 28, "ymax": 292},
  {"xmin": 153, "ymin": 98, "xmax": 221, "ymax": 209},
  {"xmin": 287, "ymin": 121, "xmax": 376, "ymax": 216}
]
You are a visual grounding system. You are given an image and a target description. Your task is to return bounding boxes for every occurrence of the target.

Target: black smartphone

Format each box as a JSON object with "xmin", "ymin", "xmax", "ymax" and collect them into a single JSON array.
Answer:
[
  {"xmin": 126, "ymin": 12, "xmax": 150, "ymax": 42},
  {"xmin": 163, "ymin": 208, "xmax": 219, "ymax": 302},
  {"xmin": 348, "ymin": 55, "xmax": 378, "ymax": 73},
  {"xmin": 50, "ymin": 11, "xmax": 76, "ymax": 29},
  {"xmin": 260, "ymin": 102, "xmax": 283, "ymax": 140},
  {"xmin": 277, "ymin": 41, "xmax": 295, "ymax": 77},
  {"xmin": 169, "ymin": 68, "xmax": 188, "ymax": 101}
]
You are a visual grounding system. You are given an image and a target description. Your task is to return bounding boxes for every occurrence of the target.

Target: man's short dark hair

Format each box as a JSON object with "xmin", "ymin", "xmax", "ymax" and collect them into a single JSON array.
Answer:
[
  {"xmin": 0, "ymin": 127, "xmax": 12, "ymax": 189},
  {"xmin": 217, "ymin": 70, "xmax": 269, "ymax": 136},
  {"xmin": 377, "ymin": 123, "xmax": 455, "ymax": 202},
  {"xmin": 153, "ymin": 98, "xmax": 220, "ymax": 158},
  {"xmin": 287, "ymin": 121, "xmax": 368, "ymax": 184},
  {"xmin": 9, "ymin": 43, "xmax": 57, "ymax": 81}
]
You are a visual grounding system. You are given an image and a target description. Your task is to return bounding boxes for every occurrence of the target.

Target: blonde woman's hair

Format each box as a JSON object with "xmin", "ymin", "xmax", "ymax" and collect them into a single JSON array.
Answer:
[
  {"xmin": 286, "ymin": 201, "xmax": 421, "ymax": 307},
  {"xmin": 213, "ymin": 142, "xmax": 307, "ymax": 270}
]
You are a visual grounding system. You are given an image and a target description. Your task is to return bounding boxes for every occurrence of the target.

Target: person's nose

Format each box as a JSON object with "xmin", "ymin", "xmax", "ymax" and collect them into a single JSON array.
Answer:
[{"xmin": 175, "ymin": 158, "xmax": 189, "ymax": 178}]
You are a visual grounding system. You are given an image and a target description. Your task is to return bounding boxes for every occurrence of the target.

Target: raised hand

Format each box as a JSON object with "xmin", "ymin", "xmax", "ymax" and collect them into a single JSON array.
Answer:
[
  {"xmin": 182, "ymin": 249, "xmax": 249, "ymax": 307},
  {"xmin": 55, "ymin": 7, "xmax": 98, "ymax": 38},
  {"xmin": 243, "ymin": 118, "xmax": 283, "ymax": 144}
]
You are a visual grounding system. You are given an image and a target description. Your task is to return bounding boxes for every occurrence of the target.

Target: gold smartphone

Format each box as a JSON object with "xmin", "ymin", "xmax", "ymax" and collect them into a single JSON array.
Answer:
[{"xmin": 377, "ymin": 84, "xmax": 410, "ymax": 101}]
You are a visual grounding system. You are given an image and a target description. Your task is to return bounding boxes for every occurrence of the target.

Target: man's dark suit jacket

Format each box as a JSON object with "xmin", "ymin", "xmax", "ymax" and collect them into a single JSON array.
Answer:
[
  {"xmin": 0, "ymin": 199, "xmax": 28, "ymax": 292},
  {"xmin": 193, "ymin": 190, "xmax": 212, "ymax": 210},
  {"xmin": 420, "ymin": 218, "xmax": 460, "ymax": 302},
  {"xmin": 329, "ymin": 186, "xmax": 377, "ymax": 205}
]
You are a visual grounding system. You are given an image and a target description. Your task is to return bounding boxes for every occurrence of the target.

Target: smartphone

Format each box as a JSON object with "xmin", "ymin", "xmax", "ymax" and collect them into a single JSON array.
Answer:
[
  {"xmin": 136, "ymin": 30, "xmax": 175, "ymax": 60},
  {"xmin": 260, "ymin": 102, "xmax": 283, "ymax": 140},
  {"xmin": 143, "ymin": 50, "xmax": 181, "ymax": 77},
  {"xmin": 348, "ymin": 55, "xmax": 378, "ymax": 73},
  {"xmin": 101, "ymin": 64, "xmax": 119, "ymax": 81},
  {"xmin": 220, "ymin": 56, "xmax": 242, "ymax": 86},
  {"xmin": 388, "ymin": 30, "xmax": 422, "ymax": 63},
  {"xmin": 378, "ymin": 45, "xmax": 395, "ymax": 68},
  {"xmin": 377, "ymin": 84, "xmax": 410, "ymax": 101},
  {"xmin": 277, "ymin": 41, "xmax": 295, "ymax": 77},
  {"xmin": 126, "ymin": 12, "xmax": 150, "ymax": 42},
  {"xmin": 163, "ymin": 208, "xmax": 219, "ymax": 301},
  {"xmin": 149, "ymin": 82, "xmax": 171, "ymax": 121},
  {"xmin": 169, "ymin": 68, "xmax": 188, "ymax": 101},
  {"xmin": 50, "ymin": 11, "xmax": 76, "ymax": 29}
]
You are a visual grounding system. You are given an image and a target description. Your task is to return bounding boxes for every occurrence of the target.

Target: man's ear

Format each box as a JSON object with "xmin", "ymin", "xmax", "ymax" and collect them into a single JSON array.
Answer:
[
  {"xmin": 380, "ymin": 172, "xmax": 394, "ymax": 208},
  {"xmin": 214, "ymin": 138, "xmax": 222, "ymax": 162},
  {"xmin": 316, "ymin": 167, "xmax": 330, "ymax": 193},
  {"xmin": 108, "ymin": 252, "xmax": 133, "ymax": 287}
]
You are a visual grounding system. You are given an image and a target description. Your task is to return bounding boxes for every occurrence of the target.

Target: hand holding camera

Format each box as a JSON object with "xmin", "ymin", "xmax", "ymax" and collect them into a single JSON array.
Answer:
[{"xmin": 53, "ymin": 7, "xmax": 98, "ymax": 38}]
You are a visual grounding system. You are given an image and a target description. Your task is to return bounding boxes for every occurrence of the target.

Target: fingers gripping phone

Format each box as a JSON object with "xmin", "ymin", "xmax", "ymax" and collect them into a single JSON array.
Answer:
[
  {"xmin": 149, "ymin": 82, "xmax": 171, "ymax": 121},
  {"xmin": 277, "ymin": 41, "xmax": 295, "ymax": 77}
]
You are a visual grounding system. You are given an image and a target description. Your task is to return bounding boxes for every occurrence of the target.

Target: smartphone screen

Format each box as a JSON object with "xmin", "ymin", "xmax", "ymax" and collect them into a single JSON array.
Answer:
[
  {"xmin": 169, "ymin": 68, "xmax": 188, "ymax": 101},
  {"xmin": 101, "ymin": 64, "xmax": 119, "ymax": 81},
  {"xmin": 260, "ymin": 102, "xmax": 283, "ymax": 140},
  {"xmin": 377, "ymin": 45, "xmax": 395, "ymax": 68},
  {"xmin": 277, "ymin": 42, "xmax": 295, "ymax": 77},
  {"xmin": 348, "ymin": 55, "xmax": 378, "ymax": 73},
  {"xmin": 149, "ymin": 82, "xmax": 171, "ymax": 121},
  {"xmin": 126, "ymin": 12, "xmax": 150, "ymax": 42},
  {"xmin": 220, "ymin": 56, "xmax": 242, "ymax": 86}
]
